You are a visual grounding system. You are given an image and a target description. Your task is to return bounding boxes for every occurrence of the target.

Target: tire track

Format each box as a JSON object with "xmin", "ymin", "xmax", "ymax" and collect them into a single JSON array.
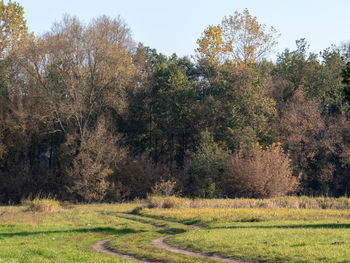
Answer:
[
  {"xmin": 92, "ymin": 213, "xmax": 255, "ymax": 263},
  {"xmin": 151, "ymin": 235, "xmax": 249, "ymax": 263},
  {"xmin": 92, "ymin": 238, "xmax": 152, "ymax": 262}
]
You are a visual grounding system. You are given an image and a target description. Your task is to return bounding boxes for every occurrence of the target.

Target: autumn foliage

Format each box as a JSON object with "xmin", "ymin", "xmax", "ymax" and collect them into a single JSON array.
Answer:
[
  {"xmin": 224, "ymin": 143, "xmax": 299, "ymax": 198},
  {"xmin": 0, "ymin": 4, "xmax": 349, "ymax": 203},
  {"xmin": 196, "ymin": 8, "xmax": 279, "ymax": 64}
]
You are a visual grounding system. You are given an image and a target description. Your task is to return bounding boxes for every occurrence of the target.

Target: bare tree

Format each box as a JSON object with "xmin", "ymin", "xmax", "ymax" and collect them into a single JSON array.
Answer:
[
  {"xmin": 66, "ymin": 116, "xmax": 127, "ymax": 202},
  {"xmin": 15, "ymin": 15, "xmax": 134, "ymax": 201}
]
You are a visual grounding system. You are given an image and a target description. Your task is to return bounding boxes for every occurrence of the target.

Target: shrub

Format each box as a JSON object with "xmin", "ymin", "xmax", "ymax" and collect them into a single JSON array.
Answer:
[
  {"xmin": 106, "ymin": 156, "xmax": 168, "ymax": 201},
  {"xmin": 22, "ymin": 197, "xmax": 62, "ymax": 212},
  {"xmin": 187, "ymin": 131, "xmax": 229, "ymax": 198},
  {"xmin": 224, "ymin": 143, "xmax": 299, "ymax": 198},
  {"xmin": 151, "ymin": 178, "xmax": 177, "ymax": 196},
  {"xmin": 147, "ymin": 196, "xmax": 190, "ymax": 209},
  {"xmin": 130, "ymin": 206, "xmax": 143, "ymax": 214}
]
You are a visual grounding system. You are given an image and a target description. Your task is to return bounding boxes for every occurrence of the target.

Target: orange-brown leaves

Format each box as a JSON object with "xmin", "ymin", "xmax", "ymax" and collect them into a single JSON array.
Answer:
[{"xmin": 224, "ymin": 143, "xmax": 299, "ymax": 198}]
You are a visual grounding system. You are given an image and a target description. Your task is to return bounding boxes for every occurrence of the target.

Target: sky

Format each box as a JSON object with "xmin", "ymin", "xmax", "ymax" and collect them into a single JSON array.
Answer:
[{"xmin": 11, "ymin": 0, "xmax": 350, "ymax": 60}]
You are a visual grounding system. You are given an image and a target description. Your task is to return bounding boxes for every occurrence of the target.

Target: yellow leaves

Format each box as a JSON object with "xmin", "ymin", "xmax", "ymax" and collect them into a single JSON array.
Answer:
[
  {"xmin": 255, "ymin": 142, "xmax": 283, "ymax": 152},
  {"xmin": 196, "ymin": 25, "xmax": 230, "ymax": 64},
  {"xmin": 0, "ymin": 1, "xmax": 28, "ymax": 57},
  {"xmin": 196, "ymin": 8, "xmax": 280, "ymax": 65}
]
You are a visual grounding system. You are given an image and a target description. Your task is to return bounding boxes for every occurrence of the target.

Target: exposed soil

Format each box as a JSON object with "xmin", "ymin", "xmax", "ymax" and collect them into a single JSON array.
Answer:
[
  {"xmin": 91, "ymin": 238, "xmax": 151, "ymax": 263},
  {"xmin": 151, "ymin": 235, "xmax": 251, "ymax": 263}
]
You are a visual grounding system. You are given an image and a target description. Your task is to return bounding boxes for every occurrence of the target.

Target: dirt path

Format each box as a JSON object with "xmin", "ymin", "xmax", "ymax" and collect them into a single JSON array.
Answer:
[
  {"xmin": 92, "ymin": 214, "xmax": 255, "ymax": 263},
  {"xmin": 91, "ymin": 238, "xmax": 151, "ymax": 263},
  {"xmin": 151, "ymin": 235, "xmax": 249, "ymax": 263}
]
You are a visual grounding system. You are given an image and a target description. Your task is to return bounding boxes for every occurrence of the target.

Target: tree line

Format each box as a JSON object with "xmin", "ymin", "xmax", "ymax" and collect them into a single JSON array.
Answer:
[{"xmin": 1, "ymin": 2, "xmax": 350, "ymax": 203}]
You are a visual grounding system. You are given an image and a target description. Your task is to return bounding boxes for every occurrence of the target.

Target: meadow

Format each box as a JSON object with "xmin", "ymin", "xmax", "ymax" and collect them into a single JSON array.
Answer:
[{"xmin": 1, "ymin": 197, "xmax": 350, "ymax": 262}]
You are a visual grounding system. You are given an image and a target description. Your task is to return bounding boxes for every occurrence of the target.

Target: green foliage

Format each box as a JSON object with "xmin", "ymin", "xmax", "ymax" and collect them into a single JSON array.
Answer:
[
  {"xmin": 274, "ymin": 39, "xmax": 347, "ymax": 112},
  {"xmin": 342, "ymin": 62, "xmax": 350, "ymax": 102},
  {"xmin": 315, "ymin": 48, "xmax": 347, "ymax": 112},
  {"xmin": 188, "ymin": 131, "xmax": 229, "ymax": 198},
  {"xmin": 122, "ymin": 48, "xmax": 199, "ymax": 169},
  {"xmin": 205, "ymin": 64, "xmax": 278, "ymax": 151}
]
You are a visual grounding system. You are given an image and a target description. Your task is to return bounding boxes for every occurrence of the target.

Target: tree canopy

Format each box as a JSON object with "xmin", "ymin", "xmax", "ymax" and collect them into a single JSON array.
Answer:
[{"xmin": 0, "ymin": 5, "xmax": 349, "ymax": 202}]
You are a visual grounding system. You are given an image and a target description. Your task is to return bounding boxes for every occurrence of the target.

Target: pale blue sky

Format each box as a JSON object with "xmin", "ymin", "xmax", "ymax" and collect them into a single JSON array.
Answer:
[{"xmin": 13, "ymin": 0, "xmax": 350, "ymax": 59}]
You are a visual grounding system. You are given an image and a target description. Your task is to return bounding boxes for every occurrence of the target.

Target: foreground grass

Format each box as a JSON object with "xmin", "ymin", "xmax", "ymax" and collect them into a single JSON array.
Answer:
[
  {"xmin": 0, "ymin": 204, "xmax": 141, "ymax": 263},
  {"xmin": 169, "ymin": 227, "xmax": 350, "ymax": 263},
  {"xmin": 2, "ymin": 197, "xmax": 350, "ymax": 263},
  {"xmin": 0, "ymin": 203, "xmax": 217, "ymax": 263},
  {"xmin": 107, "ymin": 213, "xmax": 218, "ymax": 263},
  {"xmin": 140, "ymin": 205, "xmax": 350, "ymax": 263}
]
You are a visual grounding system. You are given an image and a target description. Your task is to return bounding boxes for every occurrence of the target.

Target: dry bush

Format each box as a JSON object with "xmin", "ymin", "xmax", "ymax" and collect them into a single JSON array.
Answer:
[
  {"xmin": 22, "ymin": 197, "xmax": 62, "ymax": 212},
  {"xmin": 66, "ymin": 117, "xmax": 127, "ymax": 203},
  {"xmin": 151, "ymin": 178, "xmax": 177, "ymax": 197},
  {"xmin": 147, "ymin": 195, "xmax": 190, "ymax": 209},
  {"xmin": 224, "ymin": 143, "xmax": 299, "ymax": 198}
]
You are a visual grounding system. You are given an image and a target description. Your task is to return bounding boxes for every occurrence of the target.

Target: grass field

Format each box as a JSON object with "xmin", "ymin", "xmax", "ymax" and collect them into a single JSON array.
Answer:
[
  {"xmin": 142, "ymin": 208, "xmax": 350, "ymax": 262},
  {"xmin": 1, "ymin": 197, "xmax": 350, "ymax": 262}
]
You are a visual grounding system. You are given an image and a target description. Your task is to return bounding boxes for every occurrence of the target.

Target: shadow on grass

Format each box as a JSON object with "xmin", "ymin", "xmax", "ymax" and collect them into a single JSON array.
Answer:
[
  {"xmin": 123, "ymin": 212, "xmax": 204, "ymax": 228},
  {"xmin": 157, "ymin": 228, "xmax": 186, "ymax": 235},
  {"xmin": 0, "ymin": 227, "xmax": 145, "ymax": 238},
  {"xmin": 118, "ymin": 212, "xmax": 350, "ymax": 231}
]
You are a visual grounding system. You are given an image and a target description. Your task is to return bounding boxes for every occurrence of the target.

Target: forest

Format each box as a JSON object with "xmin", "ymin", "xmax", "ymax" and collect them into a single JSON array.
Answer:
[{"xmin": 1, "ymin": 2, "xmax": 350, "ymax": 204}]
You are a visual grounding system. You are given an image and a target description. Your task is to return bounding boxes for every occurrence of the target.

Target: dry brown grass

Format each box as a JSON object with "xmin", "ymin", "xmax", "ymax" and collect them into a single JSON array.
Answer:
[
  {"xmin": 0, "ymin": 206, "xmax": 47, "ymax": 224},
  {"xmin": 22, "ymin": 197, "xmax": 62, "ymax": 212},
  {"xmin": 147, "ymin": 196, "xmax": 350, "ymax": 210}
]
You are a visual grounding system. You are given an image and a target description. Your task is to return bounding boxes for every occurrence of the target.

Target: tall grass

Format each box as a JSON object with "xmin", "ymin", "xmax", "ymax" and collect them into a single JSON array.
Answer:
[
  {"xmin": 22, "ymin": 197, "xmax": 63, "ymax": 212},
  {"xmin": 147, "ymin": 196, "xmax": 350, "ymax": 210}
]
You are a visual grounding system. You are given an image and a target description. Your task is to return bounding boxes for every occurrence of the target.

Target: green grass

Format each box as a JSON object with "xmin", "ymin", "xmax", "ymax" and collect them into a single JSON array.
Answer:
[
  {"xmin": 0, "ymin": 203, "xmax": 217, "ymax": 263},
  {"xmin": 107, "ymin": 213, "xmax": 217, "ymax": 263},
  {"xmin": 139, "ymin": 206, "xmax": 350, "ymax": 263},
  {"xmin": 0, "ymin": 204, "xmax": 141, "ymax": 263},
  {"xmin": 168, "ymin": 224, "xmax": 350, "ymax": 263},
  {"xmin": 2, "ymin": 198, "xmax": 350, "ymax": 262}
]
